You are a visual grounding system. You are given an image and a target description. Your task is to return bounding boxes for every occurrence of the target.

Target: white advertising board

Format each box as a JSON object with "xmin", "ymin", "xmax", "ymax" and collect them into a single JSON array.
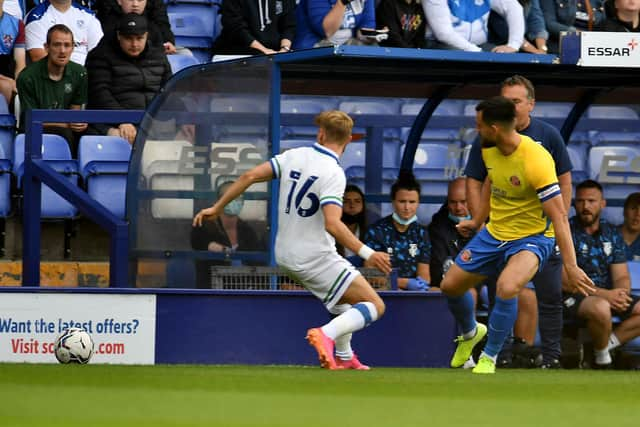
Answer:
[
  {"xmin": 0, "ymin": 293, "xmax": 156, "ymax": 364},
  {"xmin": 580, "ymin": 32, "xmax": 640, "ymax": 67}
]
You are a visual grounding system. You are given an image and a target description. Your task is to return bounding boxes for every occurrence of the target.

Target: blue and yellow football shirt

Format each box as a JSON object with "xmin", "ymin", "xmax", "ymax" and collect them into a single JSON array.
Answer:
[{"xmin": 483, "ymin": 134, "xmax": 561, "ymax": 241}]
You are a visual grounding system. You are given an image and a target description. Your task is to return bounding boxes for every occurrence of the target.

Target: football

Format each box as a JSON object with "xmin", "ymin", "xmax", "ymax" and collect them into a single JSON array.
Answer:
[{"xmin": 54, "ymin": 328, "xmax": 95, "ymax": 364}]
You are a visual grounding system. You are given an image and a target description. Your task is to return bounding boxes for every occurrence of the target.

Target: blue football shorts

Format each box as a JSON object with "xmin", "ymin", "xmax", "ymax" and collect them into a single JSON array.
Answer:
[{"xmin": 454, "ymin": 228, "xmax": 555, "ymax": 277}]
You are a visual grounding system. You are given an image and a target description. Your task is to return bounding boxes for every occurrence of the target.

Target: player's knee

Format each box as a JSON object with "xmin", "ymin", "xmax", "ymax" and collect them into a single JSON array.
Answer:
[{"xmin": 496, "ymin": 280, "xmax": 521, "ymax": 299}]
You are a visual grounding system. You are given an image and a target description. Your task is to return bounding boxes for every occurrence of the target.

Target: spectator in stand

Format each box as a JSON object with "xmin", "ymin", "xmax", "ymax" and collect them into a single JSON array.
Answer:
[
  {"xmin": 25, "ymin": 0, "xmax": 103, "ymax": 65},
  {"xmin": 563, "ymin": 179, "xmax": 639, "ymax": 368},
  {"xmin": 96, "ymin": 0, "xmax": 176, "ymax": 54},
  {"xmin": 421, "ymin": 0, "xmax": 524, "ymax": 52},
  {"xmin": 337, "ymin": 184, "xmax": 368, "ymax": 264},
  {"xmin": 364, "ymin": 170, "xmax": 431, "ymax": 291},
  {"xmin": 190, "ymin": 180, "xmax": 265, "ymax": 289},
  {"xmin": 598, "ymin": 0, "xmax": 640, "ymax": 32},
  {"xmin": 620, "ymin": 192, "xmax": 640, "ymax": 261},
  {"xmin": 212, "ymin": 0, "xmax": 296, "ymax": 55},
  {"xmin": 489, "ymin": 0, "xmax": 550, "ymax": 53},
  {"xmin": 376, "ymin": 0, "xmax": 426, "ymax": 48},
  {"xmin": 17, "ymin": 24, "xmax": 87, "ymax": 153},
  {"xmin": 294, "ymin": 0, "xmax": 380, "ymax": 50},
  {"xmin": 540, "ymin": 0, "xmax": 576, "ymax": 54},
  {"xmin": 85, "ymin": 14, "xmax": 171, "ymax": 144},
  {"xmin": 0, "ymin": 0, "xmax": 26, "ymax": 104}
]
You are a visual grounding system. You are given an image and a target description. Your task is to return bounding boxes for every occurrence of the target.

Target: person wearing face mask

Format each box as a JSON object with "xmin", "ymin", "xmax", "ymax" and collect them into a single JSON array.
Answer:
[
  {"xmin": 428, "ymin": 178, "xmax": 473, "ymax": 292},
  {"xmin": 190, "ymin": 180, "xmax": 265, "ymax": 289},
  {"xmin": 364, "ymin": 171, "xmax": 432, "ymax": 291},
  {"xmin": 337, "ymin": 184, "xmax": 368, "ymax": 263}
]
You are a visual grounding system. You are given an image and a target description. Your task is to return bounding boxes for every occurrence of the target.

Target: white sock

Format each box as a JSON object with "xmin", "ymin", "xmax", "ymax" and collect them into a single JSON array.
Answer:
[
  {"xmin": 321, "ymin": 302, "xmax": 378, "ymax": 340},
  {"xmin": 608, "ymin": 333, "xmax": 621, "ymax": 351},
  {"xmin": 462, "ymin": 327, "xmax": 477, "ymax": 340},
  {"xmin": 335, "ymin": 333, "xmax": 353, "ymax": 360},
  {"xmin": 594, "ymin": 348, "xmax": 612, "ymax": 365}
]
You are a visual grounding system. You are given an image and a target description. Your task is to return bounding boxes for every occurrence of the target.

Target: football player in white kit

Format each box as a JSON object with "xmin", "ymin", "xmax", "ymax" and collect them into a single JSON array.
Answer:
[{"xmin": 193, "ymin": 110, "xmax": 391, "ymax": 370}]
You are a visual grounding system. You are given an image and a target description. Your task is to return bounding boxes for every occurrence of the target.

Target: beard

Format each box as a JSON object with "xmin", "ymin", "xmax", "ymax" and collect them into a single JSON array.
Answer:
[{"xmin": 578, "ymin": 211, "xmax": 600, "ymax": 227}]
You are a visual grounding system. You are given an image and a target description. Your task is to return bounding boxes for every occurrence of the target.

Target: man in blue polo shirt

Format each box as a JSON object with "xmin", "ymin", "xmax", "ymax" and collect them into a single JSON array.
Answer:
[{"xmin": 464, "ymin": 75, "xmax": 573, "ymax": 368}]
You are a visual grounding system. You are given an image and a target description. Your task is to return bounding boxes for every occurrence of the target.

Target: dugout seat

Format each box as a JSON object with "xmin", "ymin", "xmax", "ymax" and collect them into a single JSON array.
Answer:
[
  {"xmin": 141, "ymin": 139, "xmax": 194, "ymax": 219},
  {"xmin": 588, "ymin": 146, "xmax": 640, "ymax": 198},
  {"xmin": 13, "ymin": 134, "xmax": 79, "ymax": 218},
  {"xmin": 401, "ymin": 99, "xmax": 466, "ymax": 117},
  {"xmin": 78, "ymin": 136, "xmax": 131, "ymax": 219},
  {"xmin": 168, "ymin": 54, "xmax": 200, "ymax": 74}
]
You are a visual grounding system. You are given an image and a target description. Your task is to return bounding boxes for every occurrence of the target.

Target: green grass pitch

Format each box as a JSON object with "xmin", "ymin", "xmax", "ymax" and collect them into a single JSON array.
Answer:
[{"xmin": 0, "ymin": 364, "xmax": 637, "ymax": 427}]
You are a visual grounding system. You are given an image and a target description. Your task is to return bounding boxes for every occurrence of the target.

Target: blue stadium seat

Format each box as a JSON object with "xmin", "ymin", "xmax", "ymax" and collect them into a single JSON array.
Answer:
[
  {"xmin": 13, "ymin": 134, "xmax": 78, "ymax": 218},
  {"xmin": 167, "ymin": 4, "xmax": 218, "ymax": 48},
  {"xmin": 591, "ymin": 131, "xmax": 640, "ymax": 146},
  {"xmin": 279, "ymin": 139, "xmax": 312, "ymax": 152},
  {"xmin": 339, "ymin": 98, "xmax": 402, "ymax": 142},
  {"xmin": 0, "ymin": 94, "xmax": 15, "ymax": 161},
  {"xmin": 410, "ymin": 143, "xmax": 464, "ymax": 179},
  {"xmin": 531, "ymin": 102, "xmax": 573, "ymax": 118},
  {"xmin": 587, "ymin": 105, "xmax": 639, "ymax": 120},
  {"xmin": 602, "ymin": 206, "xmax": 623, "ymax": 225},
  {"xmin": 167, "ymin": 54, "xmax": 200, "ymax": 73},
  {"xmin": 401, "ymin": 127, "xmax": 460, "ymax": 144},
  {"xmin": 280, "ymin": 96, "xmax": 338, "ymax": 114},
  {"xmin": 629, "ymin": 261, "xmax": 640, "ymax": 295},
  {"xmin": 280, "ymin": 97, "xmax": 339, "ymax": 139},
  {"xmin": 418, "ymin": 203, "xmax": 443, "ymax": 225},
  {"xmin": 401, "ymin": 99, "xmax": 466, "ymax": 116},
  {"xmin": 567, "ymin": 144, "xmax": 588, "ymax": 183},
  {"xmin": 211, "ymin": 96, "xmax": 269, "ymax": 141},
  {"xmin": 340, "ymin": 141, "xmax": 400, "ymax": 170},
  {"xmin": 78, "ymin": 136, "xmax": 132, "ymax": 219},
  {"xmin": 0, "ymin": 143, "xmax": 11, "ymax": 217}
]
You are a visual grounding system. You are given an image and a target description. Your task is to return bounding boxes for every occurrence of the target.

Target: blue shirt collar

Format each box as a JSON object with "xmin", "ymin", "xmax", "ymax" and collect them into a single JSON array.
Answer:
[{"xmin": 313, "ymin": 142, "xmax": 340, "ymax": 163}]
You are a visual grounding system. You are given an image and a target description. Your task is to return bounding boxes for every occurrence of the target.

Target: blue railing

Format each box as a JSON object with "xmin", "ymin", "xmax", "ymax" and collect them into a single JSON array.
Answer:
[{"xmin": 23, "ymin": 109, "xmax": 144, "ymax": 288}]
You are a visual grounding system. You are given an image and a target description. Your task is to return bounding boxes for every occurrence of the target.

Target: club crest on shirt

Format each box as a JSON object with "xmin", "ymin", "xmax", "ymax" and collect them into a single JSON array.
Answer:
[
  {"xmin": 409, "ymin": 243, "xmax": 418, "ymax": 257},
  {"xmin": 510, "ymin": 175, "xmax": 521, "ymax": 186},
  {"xmin": 580, "ymin": 242, "xmax": 589, "ymax": 255},
  {"xmin": 603, "ymin": 241, "xmax": 612, "ymax": 256},
  {"xmin": 3, "ymin": 35, "xmax": 13, "ymax": 49},
  {"xmin": 275, "ymin": 0, "xmax": 283, "ymax": 14},
  {"xmin": 77, "ymin": 19, "xmax": 85, "ymax": 29},
  {"xmin": 460, "ymin": 249, "xmax": 472, "ymax": 262},
  {"xmin": 64, "ymin": 83, "xmax": 72, "ymax": 94}
]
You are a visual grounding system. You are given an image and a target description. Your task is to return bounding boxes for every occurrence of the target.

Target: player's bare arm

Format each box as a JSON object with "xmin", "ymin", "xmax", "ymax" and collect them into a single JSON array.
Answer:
[
  {"xmin": 458, "ymin": 176, "xmax": 489, "ymax": 235},
  {"xmin": 192, "ymin": 161, "xmax": 274, "ymax": 227},
  {"xmin": 323, "ymin": 204, "xmax": 391, "ymax": 275},
  {"xmin": 541, "ymin": 194, "xmax": 595, "ymax": 296}
]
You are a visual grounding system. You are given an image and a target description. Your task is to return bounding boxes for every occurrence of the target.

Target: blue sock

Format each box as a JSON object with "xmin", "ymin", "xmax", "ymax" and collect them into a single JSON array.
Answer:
[
  {"xmin": 447, "ymin": 291, "xmax": 476, "ymax": 335},
  {"xmin": 484, "ymin": 296, "xmax": 518, "ymax": 358}
]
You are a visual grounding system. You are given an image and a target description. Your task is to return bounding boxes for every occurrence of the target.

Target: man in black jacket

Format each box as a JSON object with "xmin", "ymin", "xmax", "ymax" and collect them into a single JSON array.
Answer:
[
  {"xmin": 85, "ymin": 13, "xmax": 171, "ymax": 143},
  {"xmin": 428, "ymin": 177, "xmax": 474, "ymax": 290},
  {"xmin": 212, "ymin": 0, "xmax": 296, "ymax": 55}
]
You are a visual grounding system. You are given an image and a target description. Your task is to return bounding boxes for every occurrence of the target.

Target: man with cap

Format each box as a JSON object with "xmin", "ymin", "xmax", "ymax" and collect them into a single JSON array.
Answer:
[{"xmin": 85, "ymin": 13, "xmax": 171, "ymax": 143}]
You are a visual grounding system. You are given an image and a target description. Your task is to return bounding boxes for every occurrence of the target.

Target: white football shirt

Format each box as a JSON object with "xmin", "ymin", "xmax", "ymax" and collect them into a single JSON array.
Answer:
[
  {"xmin": 270, "ymin": 143, "xmax": 346, "ymax": 269},
  {"xmin": 25, "ymin": 2, "xmax": 103, "ymax": 65}
]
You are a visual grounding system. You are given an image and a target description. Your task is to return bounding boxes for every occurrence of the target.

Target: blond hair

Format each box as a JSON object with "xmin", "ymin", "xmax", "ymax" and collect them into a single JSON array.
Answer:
[{"xmin": 314, "ymin": 110, "xmax": 353, "ymax": 143}]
